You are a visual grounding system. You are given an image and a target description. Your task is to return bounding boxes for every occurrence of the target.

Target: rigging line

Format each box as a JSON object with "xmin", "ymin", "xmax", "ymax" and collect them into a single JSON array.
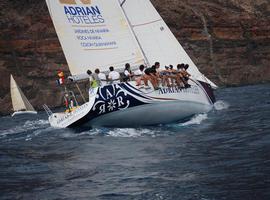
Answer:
[
  {"xmin": 75, "ymin": 84, "xmax": 86, "ymax": 103},
  {"xmin": 119, "ymin": 0, "xmax": 150, "ymax": 67},
  {"xmin": 120, "ymin": 0, "xmax": 127, "ymax": 6}
]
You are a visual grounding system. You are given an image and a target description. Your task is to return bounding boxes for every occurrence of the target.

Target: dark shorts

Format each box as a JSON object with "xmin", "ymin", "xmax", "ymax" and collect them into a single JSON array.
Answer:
[{"xmin": 160, "ymin": 72, "xmax": 169, "ymax": 76}]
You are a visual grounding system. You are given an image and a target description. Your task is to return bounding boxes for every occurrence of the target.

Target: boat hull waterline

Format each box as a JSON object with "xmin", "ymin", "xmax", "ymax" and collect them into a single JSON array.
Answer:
[{"xmin": 49, "ymin": 80, "xmax": 215, "ymax": 128}]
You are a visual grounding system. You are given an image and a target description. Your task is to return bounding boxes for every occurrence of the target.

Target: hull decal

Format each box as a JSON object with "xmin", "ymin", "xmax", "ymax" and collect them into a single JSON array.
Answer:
[
  {"xmin": 68, "ymin": 84, "xmax": 148, "ymax": 127},
  {"xmin": 121, "ymin": 83, "xmax": 153, "ymax": 100},
  {"xmin": 63, "ymin": 81, "xmax": 215, "ymax": 128}
]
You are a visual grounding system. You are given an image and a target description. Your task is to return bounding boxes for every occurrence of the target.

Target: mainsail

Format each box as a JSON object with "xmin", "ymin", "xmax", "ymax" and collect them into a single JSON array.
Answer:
[
  {"xmin": 46, "ymin": 0, "xmax": 217, "ymax": 87},
  {"xmin": 10, "ymin": 75, "xmax": 35, "ymax": 112},
  {"xmin": 45, "ymin": 0, "xmax": 145, "ymax": 75},
  {"xmin": 120, "ymin": 0, "xmax": 217, "ymax": 88}
]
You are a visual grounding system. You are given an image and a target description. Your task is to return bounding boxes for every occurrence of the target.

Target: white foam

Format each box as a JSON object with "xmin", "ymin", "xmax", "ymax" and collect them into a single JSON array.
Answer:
[
  {"xmin": 107, "ymin": 128, "xmax": 153, "ymax": 138},
  {"xmin": 25, "ymin": 135, "xmax": 32, "ymax": 141},
  {"xmin": 214, "ymin": 100, "xmax": 230, "ymax": 110},
  {"xmin": 181, "ymin": 114, "xmax": 208, "ymax": 126},
  {"xmin": 60, "ymin": 128, "xmax": 102, "ymax": 138},
  {"xmin": 1, "ymin": 119, "xmax": 49, "ymax": 137},
  {"xmin": 77, "ymin": 129, "xmax": 101, "ymax": 137}
]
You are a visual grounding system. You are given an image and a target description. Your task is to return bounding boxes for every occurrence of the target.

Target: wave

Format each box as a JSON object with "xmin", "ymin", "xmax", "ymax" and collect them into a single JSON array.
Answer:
[
  {"xmin": 104, "ymin": 113, "xmax": 211, "ymax": 137},
  {"xmin": 57, "ymin": 127, "xmax": 154, "ymax": 138},
  {"xmin": 69, "ymin": 115, "xmax": 210, "ymax": 138},
  {"xmin": 59, "ymin": 128, "xmax": 101, "ymax": 138},
  {"xmin": 214, "ymin": 100, "xmax": 229, "ymax": 110},
  {"xmin": 106, "ymin": 128, "xmax": 153, "ymax": 138},
  {"xmin": 180, "ymin": 114, "xmax": 208, "ymax": 126},
  {"xmin": 23, "ymin": 119, "xmax": 49, "ymax": 127},
  {"xmin": 0, "ymin": 119, "xmax": 49, "ymax": 138}
]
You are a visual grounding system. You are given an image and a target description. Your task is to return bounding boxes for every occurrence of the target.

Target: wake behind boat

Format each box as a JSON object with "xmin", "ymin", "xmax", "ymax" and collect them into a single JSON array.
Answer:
[
  {"xmin": 45, "ymin": 0, "xmax": 216, "ymax": 128},
  {"xmin": 10, "ymin": 75, "xmax": 37, "ymax": 117}
]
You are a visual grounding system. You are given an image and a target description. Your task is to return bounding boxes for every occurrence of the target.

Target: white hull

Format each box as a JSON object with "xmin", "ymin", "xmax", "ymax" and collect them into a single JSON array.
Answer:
[
  {"xmin": 48, "ymin": 80, "xmax": 215, "ymax": 128},
  {"xmin": 88, "ymin": 101, "xmax": 212, "ymax": 128},
  {"xmin": 12, "ymin": 111, "xmax": 37, "ymax": 117}
]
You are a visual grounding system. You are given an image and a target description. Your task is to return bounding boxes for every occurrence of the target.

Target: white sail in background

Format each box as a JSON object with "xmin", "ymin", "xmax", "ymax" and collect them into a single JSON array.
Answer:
[
  {"xmin": 120, "ymin": 0, "xmax": 217, "ymax": 87},
  {"xmin": 10, "ymin": 75, "xmax": 35, "ymax": 112},
  {"xmin": 45, "ymin": 0, "xmax": 145, "ymax": 75}
]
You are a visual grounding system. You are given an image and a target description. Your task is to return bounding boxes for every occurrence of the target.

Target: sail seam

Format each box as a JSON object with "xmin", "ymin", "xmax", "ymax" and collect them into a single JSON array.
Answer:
[
  {"xmin": 132, "ymin": 19, "xmax": 163, "ymax": 28},
  {"xmin": 118, "ymin": 0, "xmax": 150, "ymax": 66}
]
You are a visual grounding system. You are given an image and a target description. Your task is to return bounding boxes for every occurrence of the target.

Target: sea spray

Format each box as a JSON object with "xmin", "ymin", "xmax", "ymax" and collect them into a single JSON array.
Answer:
[
  {"xmin": 214, "ymin": 100, "xmax": 230, "ymax": 110},
  {"xmin": 181, "ymin": 114, "xmax": 208, "ymax": 126},
  {"xmin": 107, "ymin": 128, "xmax": 153, "ymax": 138}
]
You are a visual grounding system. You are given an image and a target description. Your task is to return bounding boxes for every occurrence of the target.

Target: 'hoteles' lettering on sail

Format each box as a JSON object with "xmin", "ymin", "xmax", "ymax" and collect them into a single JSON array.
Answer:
[{"xmin": 64, "ymin": 5, "xmax": 105, "ymax": 25}]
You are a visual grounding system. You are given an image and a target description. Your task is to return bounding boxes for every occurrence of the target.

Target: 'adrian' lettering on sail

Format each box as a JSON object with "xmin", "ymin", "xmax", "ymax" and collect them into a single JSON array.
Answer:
[{"xmin": 60, "ymin": 0, "xmax": 105, "ymax": 25}]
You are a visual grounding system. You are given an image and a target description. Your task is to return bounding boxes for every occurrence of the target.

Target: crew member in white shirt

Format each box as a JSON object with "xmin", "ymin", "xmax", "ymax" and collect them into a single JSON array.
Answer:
[
  {"xmin": 108, "ymin": 66, "xmax": 120, "ymax": 84},
  {"xmin": 95, "ymin": 68, "xmax": 107, "ymax": 86},
  {"xmin": 134, "ymin": 65, "xmax": 145, "ymax": 87}
]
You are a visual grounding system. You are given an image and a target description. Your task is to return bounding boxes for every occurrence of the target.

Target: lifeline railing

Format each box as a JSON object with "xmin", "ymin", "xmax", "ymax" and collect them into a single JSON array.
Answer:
[{"xmin": 43, "ymin": 104, "xmax": 53, "ymax": 117}]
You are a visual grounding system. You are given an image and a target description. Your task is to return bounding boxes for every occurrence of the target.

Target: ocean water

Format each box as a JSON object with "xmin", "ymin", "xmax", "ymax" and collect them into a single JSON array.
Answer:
[{"xmin": 0, "ymin": 84, "xmax": 270, "ymax": 200}]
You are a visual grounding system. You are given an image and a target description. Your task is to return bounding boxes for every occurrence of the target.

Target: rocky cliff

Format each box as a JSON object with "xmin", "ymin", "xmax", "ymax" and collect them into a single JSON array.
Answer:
[{"xmin": 0, "ymin": 0, "xmax": 270, "ymax": 115}]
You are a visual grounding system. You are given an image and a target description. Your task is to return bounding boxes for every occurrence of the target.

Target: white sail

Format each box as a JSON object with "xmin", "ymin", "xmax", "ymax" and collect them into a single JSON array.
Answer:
[
  {"xmin": 45, "ymin": 0, "xmax": 145, "ymax": 75},
  {"xmin": 120, "ymin": 0, "xmax": 217, "ymax": 88},
  {"xmin": 10, "ymin": 75, "xmax": 35, "ymax": 112}
]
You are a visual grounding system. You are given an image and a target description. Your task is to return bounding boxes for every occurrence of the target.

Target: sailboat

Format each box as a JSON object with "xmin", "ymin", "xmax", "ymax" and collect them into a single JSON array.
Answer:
[
  {"xmin": 45, "ymin": 0, "xmax": 217, "ymax": 128},
  {"xmin": 10, "ymin": 75, "xmax": 37, "ymax": 117}
]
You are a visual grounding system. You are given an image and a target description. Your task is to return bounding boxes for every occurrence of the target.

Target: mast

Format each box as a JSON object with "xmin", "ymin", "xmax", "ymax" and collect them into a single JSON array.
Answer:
[{"xmin": 120, "ymin": 0, "xmax": 150, "ymax": 67}]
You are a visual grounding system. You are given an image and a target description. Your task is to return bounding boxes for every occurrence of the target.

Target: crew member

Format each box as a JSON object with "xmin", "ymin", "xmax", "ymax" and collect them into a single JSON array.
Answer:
[
  {"xmin": 144, "ymin": 65, "xmax": 159, "ymax": 90},
  {"xmin": 108, "ymin": 66, "xmax": 120, "ymax": 84},
  {"xmin": 95, "ymin": 68, "xmax": 107, "ymax": 86},
  {"xmin": 123, "ymin": 63, "xmax": 134, "ymax": 82}
]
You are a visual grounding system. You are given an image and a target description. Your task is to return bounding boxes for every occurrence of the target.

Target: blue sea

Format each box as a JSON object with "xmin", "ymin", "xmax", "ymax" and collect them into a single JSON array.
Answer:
[{"xmin": 0, "ymin": 84, "xmax": 270, "ymax": 200}]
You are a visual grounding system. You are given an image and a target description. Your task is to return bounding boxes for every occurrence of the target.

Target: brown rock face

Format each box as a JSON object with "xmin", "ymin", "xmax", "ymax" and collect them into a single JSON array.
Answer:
[
  {"xmin": 0, "ymin": 0, "xmax": 270, "ymax": 115},
  {"xmin": 153, "ymin": 0, "xmax": 270, "ymax": 85}
]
